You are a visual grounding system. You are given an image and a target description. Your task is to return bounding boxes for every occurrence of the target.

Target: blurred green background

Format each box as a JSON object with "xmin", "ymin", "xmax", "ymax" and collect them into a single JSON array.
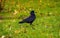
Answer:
[{"xmin": 0, "ymin": 0, "xmax": 60, "ymax": 38}]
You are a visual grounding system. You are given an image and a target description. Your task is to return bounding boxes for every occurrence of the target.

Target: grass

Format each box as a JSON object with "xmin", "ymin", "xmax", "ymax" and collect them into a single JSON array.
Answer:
[{"xmin": 0, "ymin": 0, "xmax": 60, "ymax": 38}]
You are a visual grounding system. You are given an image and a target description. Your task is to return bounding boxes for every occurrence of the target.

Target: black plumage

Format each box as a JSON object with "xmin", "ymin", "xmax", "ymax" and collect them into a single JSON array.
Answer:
[{"xmin": 19, "ymin": 10, "xmax": 36, "ymax": 25}]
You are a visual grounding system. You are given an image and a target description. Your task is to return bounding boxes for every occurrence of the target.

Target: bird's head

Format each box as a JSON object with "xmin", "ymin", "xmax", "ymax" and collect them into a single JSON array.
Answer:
[{"xmin": 30, "ymin": 10, "xmax": 35, "ymax": 15}]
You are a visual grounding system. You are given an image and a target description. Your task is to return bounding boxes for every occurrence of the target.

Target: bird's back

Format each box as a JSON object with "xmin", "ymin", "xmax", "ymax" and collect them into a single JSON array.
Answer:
[{"xmin": 23, "ymin": 14, "xmax": 36, "ymax": 23}]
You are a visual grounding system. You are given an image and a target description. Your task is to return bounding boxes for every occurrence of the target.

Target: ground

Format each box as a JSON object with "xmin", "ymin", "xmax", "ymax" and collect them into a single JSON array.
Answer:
[{"xmin": 0, "ymin": 0, "xmax": 60, "ymax": 38}]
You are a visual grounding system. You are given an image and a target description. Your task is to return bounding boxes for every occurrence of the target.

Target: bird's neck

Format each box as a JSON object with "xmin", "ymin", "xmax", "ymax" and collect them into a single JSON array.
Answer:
[{"xmin": 31, "ymin": 14, "xmax": 35, "ymax": 16}]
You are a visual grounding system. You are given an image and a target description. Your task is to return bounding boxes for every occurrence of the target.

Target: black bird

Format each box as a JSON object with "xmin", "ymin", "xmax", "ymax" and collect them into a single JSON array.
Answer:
[{"xmin": 19, "ymin": 10, "xmax": 36, "ymax": 25}]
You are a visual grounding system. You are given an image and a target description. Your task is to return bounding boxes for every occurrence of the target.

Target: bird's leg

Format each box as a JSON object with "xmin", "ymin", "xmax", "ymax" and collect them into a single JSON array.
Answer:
[
  {"xmin": 30, "ymin": 23, "xmax": 32, "ymax": 25},
  {"xmin": 30, "ymin": 23, "xmax": 35, "ymax": 30}
]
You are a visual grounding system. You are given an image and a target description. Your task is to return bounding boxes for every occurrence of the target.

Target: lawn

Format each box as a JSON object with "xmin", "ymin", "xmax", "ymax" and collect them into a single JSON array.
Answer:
[{"xmin": 0, "ymin": 0, "xmax": 60, "ymax": 38}]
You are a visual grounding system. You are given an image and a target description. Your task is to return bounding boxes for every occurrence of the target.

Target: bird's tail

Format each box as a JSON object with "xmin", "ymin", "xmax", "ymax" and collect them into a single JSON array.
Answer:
[{"xmin": 19, "ymin": 21, "xmax": 24, "ymax": 23}]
